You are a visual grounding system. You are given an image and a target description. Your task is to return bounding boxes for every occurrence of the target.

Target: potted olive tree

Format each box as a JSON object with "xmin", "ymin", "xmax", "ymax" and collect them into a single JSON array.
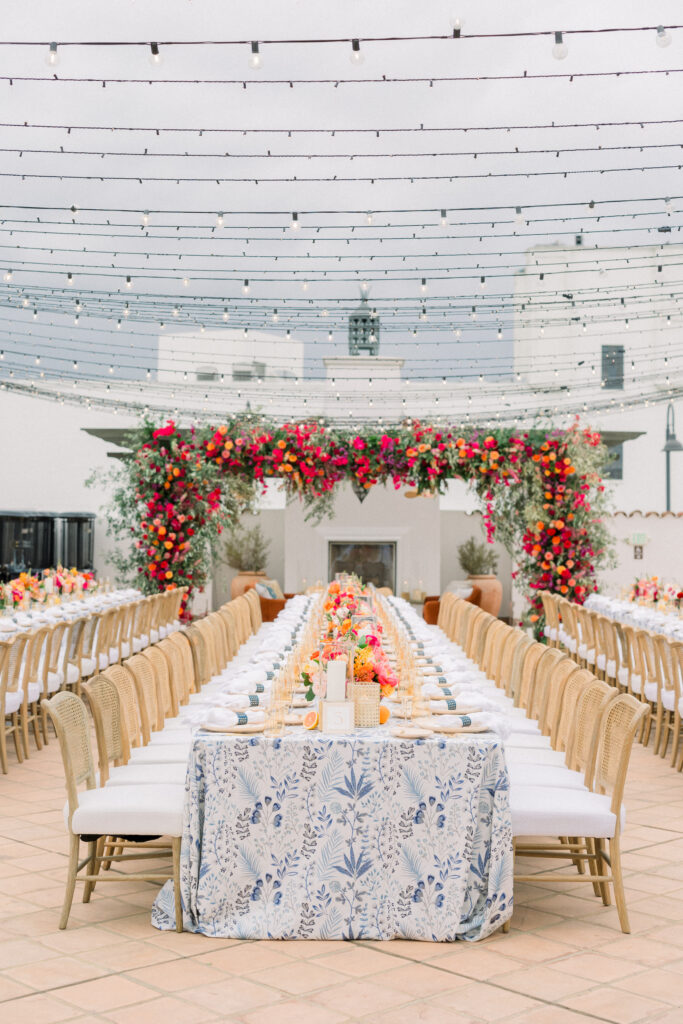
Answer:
[
  {"xmin": 458, "ymin": 536, "xmax": 503, "ymax": 617},
  {"xmin": 224, "ymin": 523, "xmax": 270, "ymax": 599}
]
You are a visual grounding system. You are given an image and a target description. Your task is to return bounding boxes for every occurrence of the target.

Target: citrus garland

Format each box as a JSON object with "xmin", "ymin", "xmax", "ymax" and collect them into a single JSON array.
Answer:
[{"xmin": 107, "ymin": 416, "xmax": 612, "ymax": 631}]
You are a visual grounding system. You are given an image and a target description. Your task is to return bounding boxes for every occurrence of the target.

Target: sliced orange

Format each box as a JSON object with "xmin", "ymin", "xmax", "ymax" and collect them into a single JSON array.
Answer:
[
  {"xmin": 379, "ymin": 704, "xmax": 391, "ymax": 725},
  {"xmin": 303, "ymin": 709, "xmax": 319, "ymax": 730}
]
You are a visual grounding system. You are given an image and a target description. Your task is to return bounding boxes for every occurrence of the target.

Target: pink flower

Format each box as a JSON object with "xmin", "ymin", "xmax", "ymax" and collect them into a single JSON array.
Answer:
[{"xmin": 352, "ymin": 437, "xmax": 366, "ymax": 450}]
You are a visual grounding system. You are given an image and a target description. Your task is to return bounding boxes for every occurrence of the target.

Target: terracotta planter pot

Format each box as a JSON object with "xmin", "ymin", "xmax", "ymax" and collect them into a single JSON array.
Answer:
[
  {"xmin": 230, "ymin": 570, "xmax": 267, "ymax": 599},
  {"xmin": 467, "ymin": 574, "xmax": 503, "ymax": 617}
]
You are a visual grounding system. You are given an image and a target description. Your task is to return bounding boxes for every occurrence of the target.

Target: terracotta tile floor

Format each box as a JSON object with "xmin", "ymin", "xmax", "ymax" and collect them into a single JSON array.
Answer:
[{"xmin": 2, "ymin": 737, "xmax": 683, "ymax": 1023}]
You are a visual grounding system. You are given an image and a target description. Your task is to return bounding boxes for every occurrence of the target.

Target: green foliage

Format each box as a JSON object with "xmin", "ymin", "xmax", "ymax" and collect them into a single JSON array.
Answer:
[
  {"xmin": 458, "ymin": 536, "xmax": 499, "ymax": 576},
  {"xmin": 223, "ymin": 522, "xmax": 270, "ymax": 572}
]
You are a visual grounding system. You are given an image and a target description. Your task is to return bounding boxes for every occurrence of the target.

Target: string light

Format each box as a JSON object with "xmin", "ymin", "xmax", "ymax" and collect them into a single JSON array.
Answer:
[
  {"xmin": 141, "ymin": 211, "xmax": 149, "ymax": 226},
  {"xmin": 45, "ymin": 42, "xmax": 58, "ymax": 67},
  {"xmin": 552, "ymin": 31, "xmax": 568, "ymax": 60},
  {"xmin": 3, "ymin": 270, "xmax": 12, "ymax": 282},
  {"xmin": 249, "ymin": 42, "xmax": 262, "ymax": 70},
  {"xmin": 290, "ymin": 212, "xmax": 300, "ymax": 231},
  {"xmin": 149, "ymin": 42, "xmax": 162, "ymax": 66},
  {"xmin": 242, "ymin": 279, "xmax": 250, "ymax": 294},
  {"xmin": 440, "ymin": 209, "xmax": 448, "ymax": 227},
  {"xmin": 216, "ymin": 213, "xmax": 224, "ymax": 228},
  {"xmin": 350, "ymin": 39, "xmax": 364, "ymax": 65},
  {"xmin": 420, "ymin": 278, "xmax": 428, "ymax": 294},
  {"xmin": 272, "ymin": 308, "xmax": 279, "ymax": 322},
  {"xmin": 125, "ymin": 275, "xmax": 132, "ymax": 289},
  {"xmin": 515, "ymin": 206, "xmax": 523, "ymax": 224},
  {"xmin": 656, "ymin": 25, "xmax": 672, "ymax": 47}
]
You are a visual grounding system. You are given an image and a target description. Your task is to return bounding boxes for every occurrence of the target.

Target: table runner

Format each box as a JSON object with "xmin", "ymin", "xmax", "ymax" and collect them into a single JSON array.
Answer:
[{"xmin": 153, "ymin": 726, "xmax": 512, "ymax": 941}]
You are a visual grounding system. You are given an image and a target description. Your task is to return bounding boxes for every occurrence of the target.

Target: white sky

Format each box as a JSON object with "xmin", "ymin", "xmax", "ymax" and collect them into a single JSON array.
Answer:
[{"xmin": 0, "ymin": 0, "xmax": 681, "ymax": 391}]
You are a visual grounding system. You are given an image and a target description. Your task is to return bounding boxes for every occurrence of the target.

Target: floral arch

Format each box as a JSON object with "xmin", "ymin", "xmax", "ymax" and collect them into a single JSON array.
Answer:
[{"xmin": 103, "ymin": 416, "xmax": 613, "ymax": 629}]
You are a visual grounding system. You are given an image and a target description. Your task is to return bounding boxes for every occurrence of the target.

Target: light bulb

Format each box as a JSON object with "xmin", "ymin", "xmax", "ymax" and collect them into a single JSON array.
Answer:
[
  {"xmin": 272, "ymin": 308, "xmax": 279, "ymax": 322},
  {"xmin": 350, "ymin": 39, "xmax": 364, "ymax": 65},
  {"xmin": 125, "ymin": 275, "xmax": 132, "ymax": 289},
  {"xmin": 290, "ymin": 212, "xmax": 299, "ymax": 230},
  {"xmin": 141, "ymin": 211, "xmax": 149, "ymax": 226},
  {"xmin": 242, "ymin": 279, "xmax": 250, "ymax": 294},
  {"xmin": 515, "ymin": 206, "xmax": 523, "ymax": 224},
  {"xmin": 552, "ymin": 31, "xmax": 568, "ymax": 60},
  {"xmin": 173, "ymin": 306, "xmax": 179, "ymax": 317},
  {"xmin": 301, "ymin": 280, "xmax": 309, "ymax": 291},
  {"xmin": 366, "ymin": 212, "xmax": 373, "ymax": 225},
  {"xmin": 497, "ymin": 327, "xmax": 502, "ymax": 339},
  {"xmin": 222, "ymin": 308, "xmax": 228, "ymax": 321},
  {"xmin": 216, "ymin": 213, "xmax": 224, "ymax": 227},
  {"xmin": 249, "ymin": 42, "xmax": 262, "ymax": 70},
  {"xmin": 116, "ymin": 320, "xmax": 121, "ymax": 329},
  {"xmin": 182, "ymin": 277, "xmax": 189, "ymax": 286},
  {"xmin": 656, "ymin": 26, "xmax": 672, "ymax": 48},
  {"xmin": 665, "ymin": 197, "xmax": 673, "ymax": 214},
  {"xmin": 75, "ymin": 299, "xmax": 82, "ymax": 312},
  {"xmin": 449, "ymin": 16, "xmax": 463, "ymax": 34},
  {"xmin": 67, "ymin": 272, "xmax": 73, "ymax": 285},
  {"xmin": 420, "ymin": 278, "xmax": 428, "ymax": 294},
  {"xmin": 46, "ymin": 42, "xmax": 59, "ymax": 67},
  {"xmin": 440, "ymin": 209, "xmax": 448, "ymax": 227},
  {"xmin": 328, "ymin": 331, "xmax": 333, "ymax": 341},
  {"xmin": 123, "ymin": 303, "xmax": 130, "ymax": 317},
  {"xmin": 3, "ymin": 270, "xmax": 12, "ymax": 282},
  {"xmin": 480, "ymin": 276, "xmax": 486, "ymax": 290},
  {"xmin": 149, "ymin": 42, "xmax": 162, "ymax": 66}
]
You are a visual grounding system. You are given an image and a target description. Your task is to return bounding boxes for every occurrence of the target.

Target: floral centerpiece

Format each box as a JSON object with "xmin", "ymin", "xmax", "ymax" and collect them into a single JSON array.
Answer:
[{"xmin": 1, "ymin": 567, "xmax": 97, "ymax": 610}]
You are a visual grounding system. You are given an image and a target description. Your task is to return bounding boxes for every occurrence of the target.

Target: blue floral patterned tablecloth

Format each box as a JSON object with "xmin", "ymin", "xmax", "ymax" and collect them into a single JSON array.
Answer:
[{"xmin": 152, "ymin": 727, "xmax": 513, "ymax": 941}]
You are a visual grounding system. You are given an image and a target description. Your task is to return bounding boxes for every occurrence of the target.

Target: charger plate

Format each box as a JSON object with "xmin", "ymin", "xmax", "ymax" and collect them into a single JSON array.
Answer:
[
  {"xmin": 201, "ymin": 721, "xmax": 266, "ymax": 734},
  {"xmin": 413, "ymin": 716, "xmax": 490, "ymax": 735},
  {"xmin": 390, "ymin": 725, "xmax": 434, "ymax": 740}
]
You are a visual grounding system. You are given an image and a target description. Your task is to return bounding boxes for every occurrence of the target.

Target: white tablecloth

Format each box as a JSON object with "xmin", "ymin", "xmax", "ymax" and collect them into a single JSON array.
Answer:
[{"xmin": 586, "ymin": 594, "xmax": 683, "ymax": 641}]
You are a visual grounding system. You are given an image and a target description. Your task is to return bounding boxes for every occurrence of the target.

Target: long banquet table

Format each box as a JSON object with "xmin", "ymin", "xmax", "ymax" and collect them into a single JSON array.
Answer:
[{"xmin": 153, "ymin": 596, "xmax": 514, "ymax": 941}]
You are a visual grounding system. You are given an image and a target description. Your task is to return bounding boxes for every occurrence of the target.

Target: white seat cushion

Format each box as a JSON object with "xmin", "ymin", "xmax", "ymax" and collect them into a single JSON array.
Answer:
[
  {"xmin": 544, "ymin": 626, "xmax": 559, "ymax": 641},
  {"xmin": 106, "ymin": 763, "xmax": 187, "ymax": 787},
  {"xmin": 149, "ymin": 730, "xmax": 193, "ymax": 746},
  {"xmin": 128, "ymin": 744, "xmax": 190, "ymax": 765},
  {"xmin": 27, "ymin": 681, "xmax": 42, "ymax": 703},
  {"xmin": 48, "ymin": 669, "xmax": 64, "ymax": 690},
  {"xmin": 509, "ymin": 764, "xmax": 588, "ymax": 791},
  {"xmin": 505, "ymin": 733, "xmax": 552, "ymax": 749},
  {"xmin": 629, "ymin": 673, "xmax": 642, "ymax": 695},
  {"xmin": 98, "ymin": 653, "xmax": 109, "ymax": 671},
  {"xmin": 509, "ymin": 719, "xmax": 542, "ymax": 736},
  {"xmin": 617, "ymin": 666, "xmax": 629, "ymax": 687},
  {"xmin": 81, "ymin": 656, "xmax": 96, "ymax": 677},
  {"xmin": 511, "ymin": 785, "xmax": 622, "ymax": 839},
  {"xmin": 644, "ymin": 681, "xmax": 658, "ymax": 703},
  {"xmin": 120, "ymin": 641, "xmax": 131, "ymax": 660},
  {"xmin": 108, "ymin": 646, "xmax": 119, "ymax": 663},
  {"xmin": 159, "ymin": 625, "xmax": 169, "ymax": 639},
  {"xmin": 4, "ymin": 689, "xmax": 23, "ymax": 715},
  {"xmin": 150, "ymin": 629, "xmax": 160, "ymax": 645},
  {"xmin": 69, "ymin": 785, "xmax": 184, "ymax": 837},
  {"xmin": 662, "ymin": 689, "xmax": 676, "ymax": 712},
  {"xmin": 67, "ymin": 663, "xmax": 80, "ymax": 686},
  {"xmin": 505, "ymin": 747, "xmax": 569, "ymax": 767}
]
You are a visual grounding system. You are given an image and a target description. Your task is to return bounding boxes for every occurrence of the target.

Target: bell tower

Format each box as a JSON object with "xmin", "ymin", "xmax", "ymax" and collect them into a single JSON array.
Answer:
[{"xmin": 348, "ymin": 286, "xmax": 380, "ymax": 355}]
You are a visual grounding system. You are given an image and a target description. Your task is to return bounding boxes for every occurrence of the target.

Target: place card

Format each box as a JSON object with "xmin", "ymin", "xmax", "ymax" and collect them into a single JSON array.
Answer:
[{"xmin": 321, "ymin": 700, "xmax": 355, "ymax": 734}]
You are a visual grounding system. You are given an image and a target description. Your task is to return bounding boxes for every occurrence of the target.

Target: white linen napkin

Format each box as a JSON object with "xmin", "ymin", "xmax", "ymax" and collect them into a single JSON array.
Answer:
[{"xmin": 202, "ymin": 707, "xmax": 265, "ymax": 729}]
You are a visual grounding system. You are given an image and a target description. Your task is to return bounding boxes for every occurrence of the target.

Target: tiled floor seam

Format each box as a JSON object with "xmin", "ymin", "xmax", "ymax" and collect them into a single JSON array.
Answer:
[{"xmin": 348, "ymin": 941, "xmax": 622, "ymax": 1024}]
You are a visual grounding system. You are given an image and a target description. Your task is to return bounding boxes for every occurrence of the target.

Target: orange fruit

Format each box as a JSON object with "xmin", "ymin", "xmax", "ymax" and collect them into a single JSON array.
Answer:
[
  {"xmin": 303, "ymin": 710, "xmax": 319, "ymax": 730},
  {"xmin": 379, "ymin": 705, "xmax": 391, "ymax": 725}
]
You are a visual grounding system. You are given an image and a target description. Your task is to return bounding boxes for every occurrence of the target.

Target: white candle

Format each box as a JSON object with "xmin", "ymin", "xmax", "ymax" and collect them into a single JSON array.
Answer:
[{"xmin": 326, "ymin": 658, "xmax": 347, "ymax": 702}]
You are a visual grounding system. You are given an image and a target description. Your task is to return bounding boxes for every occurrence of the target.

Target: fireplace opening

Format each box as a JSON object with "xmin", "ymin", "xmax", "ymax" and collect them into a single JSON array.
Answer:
[{"xmin": 328, "ymin": 541, "xmax": 396, "ymax": 591}]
